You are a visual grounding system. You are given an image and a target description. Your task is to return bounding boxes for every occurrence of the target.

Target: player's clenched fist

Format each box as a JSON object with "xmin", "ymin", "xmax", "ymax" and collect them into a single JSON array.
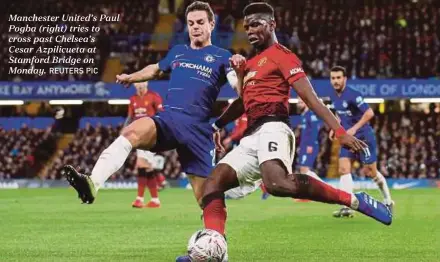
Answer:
[
  {"xmin": 229, "ymin": 54, "xmax": 246, "ymax": 74},
  {"xmin": 116, "ymin": 74, "xmax": 133, "ymax": 88}
]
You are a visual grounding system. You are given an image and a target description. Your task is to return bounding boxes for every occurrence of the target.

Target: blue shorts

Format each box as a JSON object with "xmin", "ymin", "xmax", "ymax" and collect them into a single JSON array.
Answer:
[
  {"xmin": 297, "ymin": 145, "xmax": 319, "ymax": 168},
  {"xmin": 339, "ymin": 130, "xmax": 377, "ymax": 164},
  {"xmin": 150, "ymin": 110, "xmax": 215, "ymax": 177}
]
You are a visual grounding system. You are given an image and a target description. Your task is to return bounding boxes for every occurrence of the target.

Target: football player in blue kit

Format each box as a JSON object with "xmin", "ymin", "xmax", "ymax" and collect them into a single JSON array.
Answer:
[
  {"xmin": 296, "ymin": 97, "xmax": 323, "ymax": 180},
  {"xmin": 61, "ymin": 1, "xmax": 241, "ymax": 207},
  {"xmin": 328, "ymin": 66, "xmax": 394, "ymax": 217}
]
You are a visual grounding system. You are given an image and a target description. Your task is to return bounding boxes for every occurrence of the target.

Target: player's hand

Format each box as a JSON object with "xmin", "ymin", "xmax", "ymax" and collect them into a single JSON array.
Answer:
[
  {"xmin": 223, "ymin": 137, "xmax": 232, "ymax": 147},
  {"xmin": 347, "ymin": 127, "xmax": 357, "ymax": 136},
  {"xmin": 229, "ymin": 54, "xmax": 246, "ymax": 74},
  {"xmin": 213, "ymin": 130, "xmax": 226, "ymax": 153},
  {"xmin": 306, "ymin": 146, "xmax": 313, "ymax": 154},
  {"xmin": 329, "ymin": 130, "xmax": 335, "ymax": 141},
  {"xmin": 116, "ymin": 74, "xmax": 133, "ymax": 88},
  {"xmin": 337, "ymin": 134, "xmax": 368, "ymax": 153}
]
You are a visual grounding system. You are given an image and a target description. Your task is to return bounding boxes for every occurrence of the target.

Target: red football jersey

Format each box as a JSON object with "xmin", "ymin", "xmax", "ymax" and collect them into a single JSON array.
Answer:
[
  {"xmin": 242, "ymin": 43, "xmax": 306, "ymax": 127},
  {"xmin": 128, "ymin": 91, "xmax": 163, "ymax": 119}
]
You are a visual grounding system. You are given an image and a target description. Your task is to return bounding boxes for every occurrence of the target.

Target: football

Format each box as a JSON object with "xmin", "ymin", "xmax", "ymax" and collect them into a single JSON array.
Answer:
[{"xmin": 187, "ymin": 229, "xmax": 227, "ymax": 262}]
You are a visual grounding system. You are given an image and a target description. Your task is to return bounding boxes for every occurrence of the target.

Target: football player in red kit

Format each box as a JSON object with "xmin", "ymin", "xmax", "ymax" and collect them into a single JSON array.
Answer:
[
  {"xmin": 177, "ymin": 3, "xmax": 393, "ymax": 259},
  {"xmin": 127, "ymin": 82, "xmax": 165, "ymax": 208}
]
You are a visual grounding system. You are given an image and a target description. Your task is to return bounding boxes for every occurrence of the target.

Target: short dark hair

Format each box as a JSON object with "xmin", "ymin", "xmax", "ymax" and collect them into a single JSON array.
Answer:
[
  {"xmin": 243, "ymin": 2, "xmax": 274, "ymax": 18},
  {"xmin": 330, "ymin": 66, "xmax": 347, "ymax": 76},
  {"xmin": 185, "ymin": 1, "xmax": 215, "ymax": 22}
]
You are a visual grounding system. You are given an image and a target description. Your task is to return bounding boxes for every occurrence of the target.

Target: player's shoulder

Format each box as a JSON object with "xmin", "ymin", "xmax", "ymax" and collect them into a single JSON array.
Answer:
[
  {"xmin": 147, "ymin": 90, "xmax": 161, "ymax": 97},
  {"xmin": 129, "ymin": 95, "xmax": 137, "ymax": 101},
  {"xmin": 272, "ymin": 43, "xmax": 296, "ymax": 56},
  {"xmin": 168, "ymin": 44, "xmax": 188, "ymax": 54},
  {"xmin": 270, "ymin": 43, "xmax": 301, "ymax": 61},
  {"xmin": 345, "ymin": 86, "xmax": 363, "ymax": 98},
  {"xmin": 209, "ymin": 45, "xmax": 233, "ymax": 59},
  {"xmin": 273, "ymin": 43, "xmax": 292, "ymax": 54}
]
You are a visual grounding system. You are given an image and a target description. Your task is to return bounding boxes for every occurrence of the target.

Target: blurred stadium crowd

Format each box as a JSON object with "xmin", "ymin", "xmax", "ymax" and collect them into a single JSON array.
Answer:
[
  {"xmin": 2, "ymin": 110, "xmax": 439, "ymax": 180},
  {"xmin": 0, "ymin": 0, "xmax": 439, "ymax": 180},
  {"xmin": 2, "ymin": 0, "xmax": 440, "ymax": 80}
]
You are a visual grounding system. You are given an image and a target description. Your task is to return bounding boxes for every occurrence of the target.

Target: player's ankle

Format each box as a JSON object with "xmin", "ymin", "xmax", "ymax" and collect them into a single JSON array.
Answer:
[
  {"xmin": 136, "ymin": 196, "xmax": 144, "ymax": 202},
  {"xmin": 150, "ymin": 198, "xmax": 160, "ymax": 203},
  {"xmin": 350, "ymin": 194, "xmax": 359, "ymax": 209}
]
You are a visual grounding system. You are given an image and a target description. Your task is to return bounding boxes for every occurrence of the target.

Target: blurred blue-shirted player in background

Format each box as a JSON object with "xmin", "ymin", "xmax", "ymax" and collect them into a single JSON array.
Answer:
[
  {"xmin": 61, "ymin": 1, "xmax": 241, "ymax": 207},
  {"xmin": 297, "ymin": 97, "xmax": 323, "ymax": 180},
  {"xmin": 328, "ymin": 66, "xmax": 394, "ymax": 218}
]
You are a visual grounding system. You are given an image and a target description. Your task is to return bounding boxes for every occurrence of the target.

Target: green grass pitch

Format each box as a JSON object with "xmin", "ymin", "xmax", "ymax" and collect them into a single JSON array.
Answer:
[{"xmin": 0, "ymin": 188, "xmax": 439, "ymax": 261}]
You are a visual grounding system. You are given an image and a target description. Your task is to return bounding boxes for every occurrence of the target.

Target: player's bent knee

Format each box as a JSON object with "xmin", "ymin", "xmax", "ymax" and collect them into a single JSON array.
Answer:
[
  {"xmin": 202, "ymin": 164, "xmax": 239, "ymax": 197},
  {"xmin": 121, "ymin": 118, "xmax": 157, "ymax": 149},
  {"xmin": 339, "ymin": 167, "xmax": 351, "ymax": 175},
  {"xmin": 260, "ymin": 160, "xmax": 294, "ymax": 197},
  {"xmin": 121, "ymin": 126, "xmax": 143, "ymax": 148}
]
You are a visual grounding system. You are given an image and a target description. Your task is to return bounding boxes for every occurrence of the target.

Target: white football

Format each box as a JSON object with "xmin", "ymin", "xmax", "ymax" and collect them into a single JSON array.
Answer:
[{"xmin": 187, "ymin": 229, "xmax": 228, "ymax": 262}]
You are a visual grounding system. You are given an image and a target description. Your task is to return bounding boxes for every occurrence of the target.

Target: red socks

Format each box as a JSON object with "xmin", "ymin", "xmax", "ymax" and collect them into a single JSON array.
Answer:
[
  {"xmin": 260, "ymin": 183, "xmax": 268, "ymax": 194},
  {"xmin": 202, "ymin": 192, "xmax": 227, "ymax": 235},
  {"xmin": 137, "ymin": 176, "xmax": 147, "ymax": 198},
  {"xmin": 294, "ymin": 174, "xmax": 352, "ymax": 207},
  {"xmin": 156, "ymin": 173, "xmax": 165, "ymax": 185},
  {"xmin": 146, "ymin": 176, "xmax": 158, "ymax": 198}
]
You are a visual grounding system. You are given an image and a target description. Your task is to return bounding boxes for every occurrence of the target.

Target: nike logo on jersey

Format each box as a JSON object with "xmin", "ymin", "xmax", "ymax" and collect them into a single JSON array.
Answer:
[{"xmin": 175, "ymin": 54, "xmax": 184, "ymax": 58}]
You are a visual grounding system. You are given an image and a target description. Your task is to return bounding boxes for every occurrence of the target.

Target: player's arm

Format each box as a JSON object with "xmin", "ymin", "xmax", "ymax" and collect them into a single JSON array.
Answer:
[
  {"xmin": 213, "ymin": 98, "xmax": 245, "ymax": 130},
  {"xmin": 291, "ymin": 79, "xmax": 366, "ymax": 151},
  {"xmin": 212, "ymin": 98, "xmax": 245, "ymax": 152},
  {"xmin": 327, "ymin": 103, "xmax": 339, "ymax": 140},
  {"xmin": 292, "ymin": 78, "xmax": 342, "ymax": 132},
  {"xmin": 349, "ymin": 96, "xmax": 374, "ymax": 134},
  {"xmin": 226, "ymin": 71, "xmax": 244, "ymax": 97},
  {"xmin": 117, "ymin": 46, "xmax": 178, "ymax": 87},
  {"xmin": 116, "ymin": 64, "xmax": 161, "ymax": 87},
  {"xmin": 278, "ymin": 53, "xmax": 366, "ymax": 151},
  {"xmin": 226, "ymin": 54, "xmax": 247, "ymax": 96}
]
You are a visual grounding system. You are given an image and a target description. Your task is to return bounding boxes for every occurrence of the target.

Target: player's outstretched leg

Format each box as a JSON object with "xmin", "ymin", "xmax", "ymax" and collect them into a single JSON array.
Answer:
[
  {"xmin": 63, "ymin": 117, "xmax": 157, "ymax": 204},
  {"xmin": 260, "ymin": 160, "xmax": 392, "ymax": 225},
  {"xmin": 176, "ymin": 164, "xmax": 239, "ymax": 262}
]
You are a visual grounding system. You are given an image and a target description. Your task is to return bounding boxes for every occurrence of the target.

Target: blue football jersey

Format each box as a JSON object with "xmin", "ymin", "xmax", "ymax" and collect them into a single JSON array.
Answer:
[
  {"xmin": 299, "ymin": 109, "xmax": 322, "ymax": 148},
  {"xmin": 158, "ymin": 44, "xmax": 233, "ymax": 121},
  {"xmin": 328, "ymin": 86, "xmax": 373, "ymax": 134}
]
